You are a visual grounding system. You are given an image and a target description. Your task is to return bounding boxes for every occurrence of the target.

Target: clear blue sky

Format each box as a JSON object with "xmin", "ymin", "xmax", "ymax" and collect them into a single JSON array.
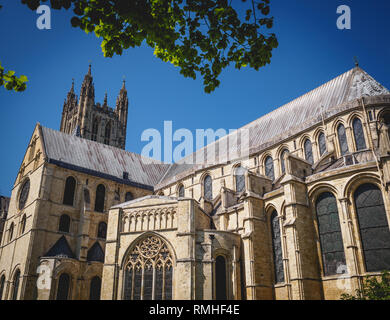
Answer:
[{"xmin": 1, "ymin": 0, "xmax": 389, "ymax": 196}]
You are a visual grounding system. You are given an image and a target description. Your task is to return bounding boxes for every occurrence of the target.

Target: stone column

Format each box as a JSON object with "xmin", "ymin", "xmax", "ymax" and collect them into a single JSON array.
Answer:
[{"xmin": 282, "ymin": 176, "xmax": 322, "ymax": 300}]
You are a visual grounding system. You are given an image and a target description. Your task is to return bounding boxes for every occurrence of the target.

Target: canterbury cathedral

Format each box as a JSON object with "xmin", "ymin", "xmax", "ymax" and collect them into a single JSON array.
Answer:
[{"xmin": 0, "ymin": 65, "xmax": 390, "ymax": 300}]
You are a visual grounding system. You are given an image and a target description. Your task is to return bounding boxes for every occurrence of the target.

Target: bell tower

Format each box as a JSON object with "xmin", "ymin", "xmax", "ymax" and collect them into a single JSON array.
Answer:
[{"xmin": 59, "ymin": 65, "xmax": 129, "ymax": 149}]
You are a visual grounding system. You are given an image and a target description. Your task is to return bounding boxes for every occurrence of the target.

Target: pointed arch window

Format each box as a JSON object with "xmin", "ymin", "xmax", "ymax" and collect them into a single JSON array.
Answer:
[
  {"xmin": 104, "ymin": 121, "xmax": 111, "ymax": 145},
  {"xmin": 11, "ymin": 270, "xmax": 20, "ymax": 300},
  {"xmin": 337, "ymin": 124, "xmax": 349, "ymax": 156},
  {"xmin": 97, "ymin": 222, "xmax": 107, "ymax": 239},
  {"xmin": 318, "ymin": 132, "xmax": 327, "ymax": 157},
  {"xmin": 124, "ymin": 236, "xmax": 173, "ymax": 300},
  {"xmin": 234, "ymin": 166, "xmax": 246, "ymax": 193},
  {"xmin": 91, "ymin": 118, "xmax": 99, "ymax": 141},
  {"xmin": 89, "ymin": 276, "xmax": 101, "ymax": 300},
  {"xmin": 19, "ymin": 179, "xmax": 30, "ymax": 210},
  {"xmin": 9, "ymin": 222, "xmax": 14, "ymax": 242},
  {"xmin": 94, "ymin": 184, "xmax": 105, "ymax": 213},
  {"xmin": 178, "ymin": 185, "xmax": 185, "ymax": 198},
  {"xmin": 215, "ymin": 256, "xmax": 227, "ymax": 300},
  {"xmin": 271, "ymin": 211, "xmax": 285, "ymax": 283},
  {"xmin": 20, "ymin": 214, "xmax": 26, "ymax": 235},
  {"xmin": 315, "ymin": 192, "xmax": 346, "ymax": 276},
  {"xmin": 63, "ymin": 176, "xmax": 76, "ymax": 206},
  {"xmin": 0, "ymin": 275, "xmax": 5, "ymax": 300},
  {"xmin": 58, "ymin": 214, "xmax": 70, "ymax": 233},
  {"xmin": 56, "ymin": 273, "xmax": 70, "ymax": 300},
  {"xmin": 204, "ymin": 175, "xmax": 213, "ymax": 201},
  {"xmin": 352, "ymin": 118, "xmax": 367, "ymax": 151},
  {"xmin": 354, "ymin": 184, "xmax": 390, "ymax": 272},
  {"xmin": 264, "ymin": 156, "xmax": 275, "ymax": 181},
  {"xmin": 304, "ymin": 139, "xmax": 314, "ymax": 164},
  {"xmin": 280, "ymin": 149, "xmax": 289, "ymax": 175}
]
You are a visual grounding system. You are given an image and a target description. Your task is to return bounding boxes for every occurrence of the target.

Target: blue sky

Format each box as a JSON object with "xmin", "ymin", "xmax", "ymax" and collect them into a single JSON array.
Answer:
[{"xmin": 1, "ymin": 0, "xmax": 389, "ymax": 196}]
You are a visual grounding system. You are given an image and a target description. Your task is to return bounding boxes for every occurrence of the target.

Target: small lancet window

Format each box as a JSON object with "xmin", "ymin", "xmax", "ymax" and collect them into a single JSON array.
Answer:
[
  {"xmin": 63, "ymin": 176, "xmax": 76, "ymax": 206},
  {"xmin": 94, "ymin": 184, "xmax": 106, "ymax": 213},
  {"xmin": 234, "ymin": 166, "xmax": 246, "ymax": 193},
  {"xmin": 352, "ymin": 118, "xmax": 367, "ymax": 151},
  {"xmin": 337, "ymin": 124, "xmax": 349, "ymax": 156},
  {"xmin": 304, "ymin": 139, "xmax": 314, "ymax": 165},
  {"xmin": 280, "ymin": 149, "xmax": 289, "ymax": 175},
  {"xmin": 203, "ymin": 175, "xmax": 213, "ymax": 201},
  {"xmin": 264, "ymin": 156, "xmax": 275, "ymax": 181},
  {"xmin": 318, "ymin": 132, "xmax": 327, "ymax": 157}
]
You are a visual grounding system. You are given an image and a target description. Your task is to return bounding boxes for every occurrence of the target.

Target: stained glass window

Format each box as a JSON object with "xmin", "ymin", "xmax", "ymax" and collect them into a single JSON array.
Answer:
[
  {"xmin": 354, "ymin": 184, "xmax": 390, "ymax": 272},
  {"xmin": 337, "ymin": 124, "xmax": 349, "ymax": 156},
  {"xmin": 89, "ymin": 276, "xmax": 101, "ymax": 300},
  {"xmin": 352, "ymin": 118, "xmax": 367, "ymax": 151},
  {"xmin": 315, "ymin": 192, "xmax": 346, "ymax": 276},
  {"xmin": 59, "ymin": 214, "xmax": 70, "ymax": 233},
  {"xmin": 12, "ymin": 270, "xmax": 20, "ymax": 300},
  {"xmin": 125, "ymin": 192, "xmax": 134, "ymax": 202},
  {"xmin": 318, "ymin": 132, "xmax": 327, "ymax": 157},
  {"xmin": 235, "ymin": 166, "xmax": 246, "ymax": 193},
  {"xmin": 265, "ymin": 156, "xmax": 275, "ymax": 181},
  {"xmin": 216, "ymin": 256, "xmax": 227, "ymax": 300},
  {"xmin": 56, "ymin": 273, "xmax": 70, "ymax": 300},
  {"xmin": 271, "ymin": 211, "xmax": 285, "ymax": 283},
  {"xmin": 94, "ymin": 184, "xmax": 105, "ymax": 212},
  {"xmin": 204, "ymin": 175, "xmax": 213, "ymax": 201},
  {"xmin": 19, "ymin": 179, "xmax": 30, "ymax": 210},
  {"xmin": 63, "ymin": 176, "xmax": 76, "ymax": 206},
  {"xmin": 178, "ymin": 185, "xmax": 185, "ymax": 198},
  {"xmin": 97, "ymin": 222, "xmax": 107, "ymax": 239},
  {"xmin": 0, "ymin": 275, "xmax": 5, "ymax": 300},
  {"xmin": 304, "ymin": 139, "xmax": 314, "ymax": 165},
  {"xmin": 280, "ymin": 149, "xmax": 289, "ymax": 175},
  {"xmin": 124, "ymin": 236, "xmax": 173, "ymax": 300}
]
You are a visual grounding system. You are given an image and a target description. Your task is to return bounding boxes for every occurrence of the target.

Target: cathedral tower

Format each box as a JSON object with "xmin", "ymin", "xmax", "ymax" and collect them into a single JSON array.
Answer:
[{"xmin": 60, "ymin": 65, "xmax": 129, "ymax": 149}]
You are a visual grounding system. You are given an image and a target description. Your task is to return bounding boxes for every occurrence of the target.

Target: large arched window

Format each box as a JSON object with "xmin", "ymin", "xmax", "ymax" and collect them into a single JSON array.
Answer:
[
  {"xmin": 215, "ymin": 256, "xmax": 227, "ymax": 300},
  {"xmin": 264, "ymin": 156, "xmax": 275, "ymax": 181},
  {"xmin": 352, "ymin": 118, "xmax": 367, "ymax": 151},
  {"xmin": 124, "ymin": 236, "xmax": 173, "ymax": 300},
  {"xmin": 56, "ymin": 273, "xmax": 70, "ymax": 300},
  {"xmin": 0, "ymin": 275, "xmax": 5, "ymax": 300},
  {"xmin": 271, "ymin": 210, "xmax": 285, "ymax": 283},
  {"xmin": 178, "ymin": 185, "xmax": 185, "ymax": 198},
  {"xmin": 125, "ymin": 192, "xmax": 134, "ymax": 202},
  {"xmin": 234, "ymin": 166, "xmax": 246, "ymax": 193},
  {"xmin": 315, "ymin": 192, "xmax": 346, "ymax": 276},
  {"xmin": 58, "ymin": 214, "xmax": 70, "ymax": 233},
  {"xmin": 63, "ymin": 176, "xmax": 76, "ymax": 206},
  {"xmin": 318, "ymin": 132, "xmax": 327, "ymax": 157},
  {"xmin": 280, "ymin": 149, "xmax": 289, "ymax": 175},
  {"xmin": 354, "ymin": 183, "xmax": 390, "ymax": 272},
  {"xmin": 97, "ymin": 222, "xmax": 107, "ymax": 239},
  {"xmin": 12, "ymin": 270, "xmax": 20, "ymax": 300},
  {"xmin": 91, "ymin": 118, "xmax": 99, "ymax": 141},
  {"xmin": 94, "ymin": 184, "xmax": 105, "ymax": 212},
  {"xmin": 304, "ymin": 139, "xmax": 314, "ymax": 165},
  {"xmin": 203, "ymin": 175, "xmax": 213, "ymax": 201},
  {"xmin": 89, "ymin": 276, "xmax": 101, "ymax": 300},
  {"xmin": 337, "ymin": 124, "xmax": 349, "ymax": 156},
  {"xmin": 19, "ymin": 178, "xmax": 30, "ymax": 210},
  {"xmin": 104, "ymin": 121, "xmax": 111, "ymax": 145}
]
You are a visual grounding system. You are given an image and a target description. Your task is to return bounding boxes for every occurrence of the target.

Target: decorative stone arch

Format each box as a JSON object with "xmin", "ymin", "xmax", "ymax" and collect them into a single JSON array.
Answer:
[
  {"xmin": 342, "ymin": 173, "xmax": 382, "ymax": 200},
  {"xmin": 8, "ymin": 264, "xmax": 22, "ymax": 300},
  {"xmin": 260, "ymin": 152, "xmax": 275, "ymax": 180},
  {"xmin": 308, "ymin": 182, "xmax": 340, "ymax": 204},
  {"xmin": 275, "ymin": 144, "xmax": 290, "ymax": 160},
  {"xmin": 346, "ymin": 111, "xmax": 365, "ymax": 127},
  {"xmin": 176, "ymin": 183, "xmax": 185, "ymax": 197},
  {"xmin": 212, "ymin": 247, "xmax": 231, "ymax": 300},
  {"xmin": 313, "ymin": 127, "xmax": 328, "ymax": 159},
  {"xmin": 200, "ymin": 171, "xmax": 213, "ymax": 201},
  {"xmin": 376, "ymin": 107, "xmax": 390, "ymax": 123},
  {"xmin": 231, "ymin": 163, "xmax": 246, "ymax": 193},
  {"xmin": 51, "ymin": 259, "xmax": 80, "ymax": 300},
  {"xmin": 265, "ymin": 203, "xmax": 279, "ymax": 222},
  {"xmin": 333, "ymin": 119, "xmax": 350, "ymax": 157}
]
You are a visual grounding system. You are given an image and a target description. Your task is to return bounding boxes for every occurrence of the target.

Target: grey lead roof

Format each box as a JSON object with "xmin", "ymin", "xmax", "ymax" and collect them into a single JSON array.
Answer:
[
  {"xmin": 155, "ymin": 67, "xmax": 389, "ymax": 189},
  {"xmin": 40, "ymin": 67, "xmax": 389, "ymax": 191},
  {"xmin": 40, "ymin": 126, "xmax": 170, "ymax": 189}
]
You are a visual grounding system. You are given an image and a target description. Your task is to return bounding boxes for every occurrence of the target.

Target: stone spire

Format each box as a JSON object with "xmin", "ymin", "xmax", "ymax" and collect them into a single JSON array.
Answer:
[
  {"xmin": 80, "ymin": 64, "xmax": 95, "ymax": 100},
  {"xmin": 103, "ymin": 92, "xmax": 108, "ymax": 109}
]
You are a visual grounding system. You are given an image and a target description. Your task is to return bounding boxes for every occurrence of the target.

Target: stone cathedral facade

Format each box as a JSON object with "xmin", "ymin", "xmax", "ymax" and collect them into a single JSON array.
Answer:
[{"xmin": 0, "ymin": 65, "xmax": 390, "ymax": 300}]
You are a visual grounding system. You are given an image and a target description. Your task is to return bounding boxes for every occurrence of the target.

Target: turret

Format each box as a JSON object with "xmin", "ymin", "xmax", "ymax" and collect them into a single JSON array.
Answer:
[{"xmin": 115, "ymin": 80, "xmax": 129, "ymax": 129}]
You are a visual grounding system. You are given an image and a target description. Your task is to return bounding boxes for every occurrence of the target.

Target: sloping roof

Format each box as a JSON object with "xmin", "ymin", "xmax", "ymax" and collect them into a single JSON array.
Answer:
[
  {"xmin": 40, "ymin": 125, "xmax": 170, "ymax": 190},
  {"xmin": 156, "ymin": 67, "xmax": 389, "ymax": 188},
  {"xmin": 45, "ymin": 236, "xmax": 75, "ymax": 259}
]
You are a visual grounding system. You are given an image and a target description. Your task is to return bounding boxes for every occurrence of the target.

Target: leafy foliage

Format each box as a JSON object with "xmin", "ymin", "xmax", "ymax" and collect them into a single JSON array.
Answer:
[
  {"xmin": 341, "ymin": 271, "xmax": 390, "ymax": 300},
  {"xmin": 21, "ymin": 0, "xmax": 278, "ymax": 93},
  {"xmin": 0, "ymin": 6, "xmax": 28, "ymax": 92}
]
